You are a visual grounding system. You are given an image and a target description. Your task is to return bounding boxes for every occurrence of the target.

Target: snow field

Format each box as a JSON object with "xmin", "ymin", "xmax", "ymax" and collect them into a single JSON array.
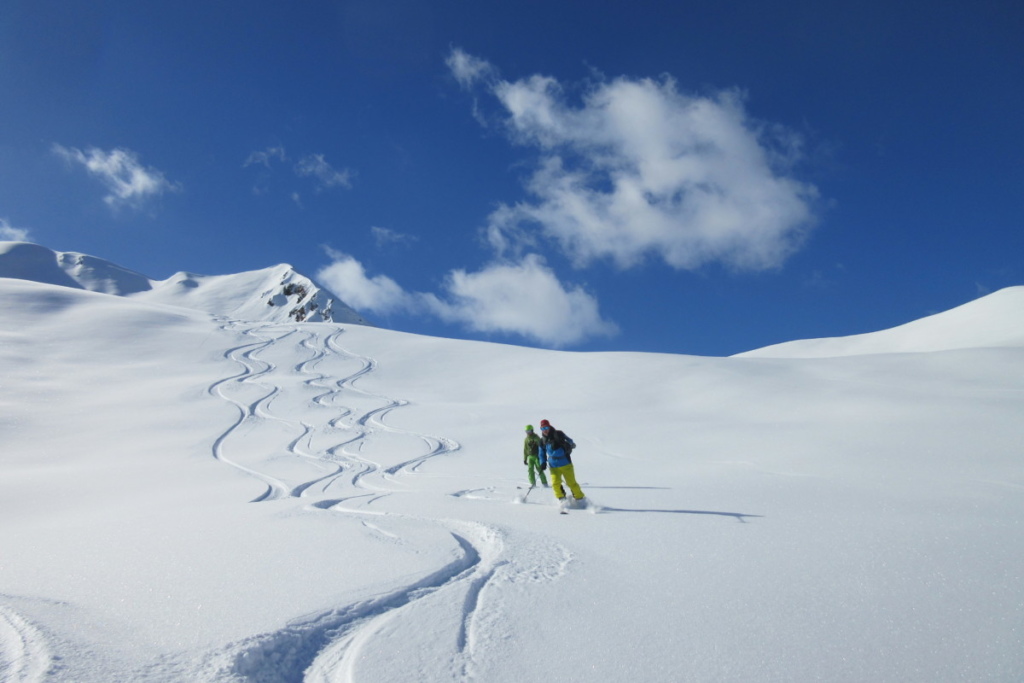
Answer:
[{"xmin": 1, "ymin": 277, "xmax": 1023, "ymax": 681}]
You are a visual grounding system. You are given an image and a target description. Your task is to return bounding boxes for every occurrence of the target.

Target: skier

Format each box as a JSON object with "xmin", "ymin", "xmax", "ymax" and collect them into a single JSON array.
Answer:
[
  {"xmin": 538, "ymin": 419, "xmax": 586, "ymax": 508},
  {"xmin": 523, "ymin": 425, "xmax": 548, "ymax": 488}
]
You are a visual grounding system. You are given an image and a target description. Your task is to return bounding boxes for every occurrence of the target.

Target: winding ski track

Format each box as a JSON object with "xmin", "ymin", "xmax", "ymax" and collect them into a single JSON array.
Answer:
[
  {"xmin": 208, "ymin": 325, "xmax": 292, "ymax": 502},
  {"xmin": 202, "ymin": 322, "xmax": 563, "ymax": 682}
]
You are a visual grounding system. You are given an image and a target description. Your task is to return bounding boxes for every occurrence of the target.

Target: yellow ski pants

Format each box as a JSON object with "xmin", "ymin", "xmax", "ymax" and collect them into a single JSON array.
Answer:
[{"xmin": 550, "ymin": 463, "xmax": 584, "ymax": 500}]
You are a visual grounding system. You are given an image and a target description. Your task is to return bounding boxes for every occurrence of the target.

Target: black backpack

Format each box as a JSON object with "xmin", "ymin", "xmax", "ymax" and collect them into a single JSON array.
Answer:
[
  {"xmin": 555, "ymin": 430, "xmax": 575, "ymax": 459},
  {"xmin": 544, "ymin": 428, "xmax": 577, "ymax": 462}
]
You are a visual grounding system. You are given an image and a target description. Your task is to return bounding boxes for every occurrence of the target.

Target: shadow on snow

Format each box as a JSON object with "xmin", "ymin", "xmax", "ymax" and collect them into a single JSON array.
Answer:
[{"xmin": 598, "ymin": 507, "xmax": 761, "ymax": 523}]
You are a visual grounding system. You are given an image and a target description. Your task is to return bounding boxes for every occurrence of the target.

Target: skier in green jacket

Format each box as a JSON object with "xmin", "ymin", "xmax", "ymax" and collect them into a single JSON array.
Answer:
[{"xmin": 523, "ymin": 425, "xmax": 548, "ymax": 488}]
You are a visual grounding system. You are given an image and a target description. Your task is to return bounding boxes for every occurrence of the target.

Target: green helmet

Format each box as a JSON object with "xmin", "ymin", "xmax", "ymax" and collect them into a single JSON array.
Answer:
[{"xmin": 525, "ymin": 425, "xmax": 534, "ymax": 432}]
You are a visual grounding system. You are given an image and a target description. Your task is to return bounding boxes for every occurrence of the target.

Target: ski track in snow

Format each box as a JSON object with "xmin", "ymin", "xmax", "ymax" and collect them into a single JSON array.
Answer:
[
  {"xmin": 208, "ymin": 325, "xmax": 293, "ymax": 502},
  {"xmin": 0, "ymin": 605, "xmax": 52, "ymax": 683},
  {"xmin": 202, "ymin": 322, "xmax": 570, "ymax": 682}
]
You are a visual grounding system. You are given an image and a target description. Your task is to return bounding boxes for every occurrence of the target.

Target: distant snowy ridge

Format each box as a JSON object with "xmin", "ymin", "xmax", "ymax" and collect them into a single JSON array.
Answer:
[
  {"xmin": 0, "ymin": 241, "xmax": 369, "ymax": 325},
  {"xmin": 738, "ymin": 286, "xmax": 1024, "ymax": 358}
]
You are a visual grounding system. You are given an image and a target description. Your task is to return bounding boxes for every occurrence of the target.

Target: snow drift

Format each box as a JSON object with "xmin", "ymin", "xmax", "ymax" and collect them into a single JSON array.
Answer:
[{"xmin": 1, "ymin": 243, "xmax": 1022, "ymax": 682}]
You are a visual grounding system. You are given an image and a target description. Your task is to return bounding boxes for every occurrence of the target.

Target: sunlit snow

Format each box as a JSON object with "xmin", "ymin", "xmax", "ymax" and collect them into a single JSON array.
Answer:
[{"xmin": 2, "ymin": 242, "xmax": 1022, "ymax": 681}]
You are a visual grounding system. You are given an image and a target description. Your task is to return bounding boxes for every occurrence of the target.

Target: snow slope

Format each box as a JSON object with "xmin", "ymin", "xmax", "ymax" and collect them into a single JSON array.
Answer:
[
  {"xmin": 0, "ymin": 241, "xmax": 369, "ymax": 325},
  {"xmin": 738, "ymin": 286, "xmax": 1024, "ymax": 358},
  {"xmin": 1, "ymin": 251, "xmax": 1022, "ymax": 681}
]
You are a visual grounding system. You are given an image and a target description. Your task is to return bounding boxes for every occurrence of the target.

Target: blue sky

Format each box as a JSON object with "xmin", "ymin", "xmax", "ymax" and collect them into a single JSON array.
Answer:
[{"xmin": 1, "ymin": 0, "xmax": 1021, "ymax": 355}]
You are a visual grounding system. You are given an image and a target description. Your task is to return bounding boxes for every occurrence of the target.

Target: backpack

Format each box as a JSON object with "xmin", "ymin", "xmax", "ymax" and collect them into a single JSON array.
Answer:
[
  {"xmin": 557, "ymin": 430, "xmax": 576, "ymax": 458},
  {"xmin": 544, "ymin": 429, "xmax": 577, "ymax": 463}
]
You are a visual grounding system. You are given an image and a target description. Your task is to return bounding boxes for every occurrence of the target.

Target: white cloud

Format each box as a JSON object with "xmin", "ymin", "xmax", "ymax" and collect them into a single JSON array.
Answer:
[
  {"xmin": 371, "ymin": 226, "xmax": 417, "ymax": 248},
  {"xmin": 316, "ymin": 248, "xmax": 413, "ymax": 316},
  {"xmin": 0, "ymin": 218, "xmax": 32, "ymax": 242},
  {"xmin": 244, "ymin": 148, "xmax": 354, "ymax": 195},
  {"xmin": 446, "ymin": 47, "xmax": 496, "ymax": 89},
  {"xmin": 295, "ymin": 154, "xmax": 353, "ymax": 191},
  {"xmin": 317, "ymin": 249, "xmax": 616, "ymax": 347},
  {"xmin": 424, "ymin": 254, "xmax": 617, "ymax": 347},
  {"xmin": 53, "ymin": 144, "xmax": 180, "ymax": 209},
  {"xmin": 454, "ymin": 53, "xmax": 819, "ymax": 272},
  {"xmin": 243, "ymin": 146, "xmax": 287, "ymax": 168}
]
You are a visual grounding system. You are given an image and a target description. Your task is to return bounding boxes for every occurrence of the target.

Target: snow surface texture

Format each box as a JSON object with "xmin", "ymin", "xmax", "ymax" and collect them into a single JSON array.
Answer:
[{"xmin": 1, "ymin": 243, "xmax": 1023, "ymax": 682}]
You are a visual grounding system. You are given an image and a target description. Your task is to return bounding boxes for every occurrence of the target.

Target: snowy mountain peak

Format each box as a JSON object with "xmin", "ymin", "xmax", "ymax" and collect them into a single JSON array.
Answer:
[
  {"xmin": 0, "ymin": 241, "xmax": 153, "ymax": 294},
  {"xmin": 56, "ymin": 249, "xmax": 155, "ymax": 296},
  {"xmin": 251, "ymin": 263, "xmax": 351, "ymax": 323},
  {"xmin": 0, "ymin": 241, "xmax": 369, "ymax": 325}
]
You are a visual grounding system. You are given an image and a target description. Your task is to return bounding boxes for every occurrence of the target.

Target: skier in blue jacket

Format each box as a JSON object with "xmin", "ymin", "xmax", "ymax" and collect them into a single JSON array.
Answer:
[{"xmin": 538, "ymin": 419, "xmax": 586, "ymax": 506}]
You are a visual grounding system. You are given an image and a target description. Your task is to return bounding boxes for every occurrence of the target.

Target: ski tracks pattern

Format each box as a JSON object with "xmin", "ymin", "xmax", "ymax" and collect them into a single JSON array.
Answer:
[
  {"xmin": 209, "ymin": 323, "xmax": 458, "ymax": 502},
  {"xmin": 204, "ymin": 322, "xmax": 571, "ymax": 682}
]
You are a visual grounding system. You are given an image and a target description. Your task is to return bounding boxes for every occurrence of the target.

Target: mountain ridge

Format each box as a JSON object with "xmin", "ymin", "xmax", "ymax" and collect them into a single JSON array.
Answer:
[
  {"xmin": 3, "ymin": 240, "xmax": 1022, "ymax": 354},
  {"xmin": 0, "ymin": 241, "xmax": 369, "ymax": 325}
]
